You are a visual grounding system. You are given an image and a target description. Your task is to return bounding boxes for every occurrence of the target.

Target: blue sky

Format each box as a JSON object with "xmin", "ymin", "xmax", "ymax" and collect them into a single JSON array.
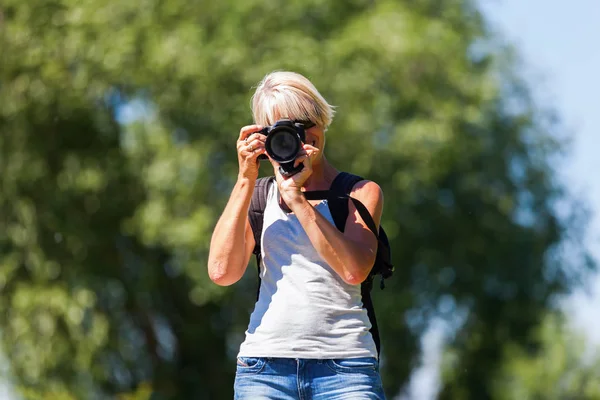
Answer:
[
  {"xmin": 478, "ymin": 0, "xmax": 600, "ymax": 345},
  {"xmin": 404, "ymin": 1, "xmax": 600, "ymax": 398}
]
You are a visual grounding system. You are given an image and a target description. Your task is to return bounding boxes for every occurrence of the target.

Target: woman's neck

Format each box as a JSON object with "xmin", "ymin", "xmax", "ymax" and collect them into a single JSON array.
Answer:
[{"xmin": 302, "ymin": 156, "xmax": 339, "ymax": 191}]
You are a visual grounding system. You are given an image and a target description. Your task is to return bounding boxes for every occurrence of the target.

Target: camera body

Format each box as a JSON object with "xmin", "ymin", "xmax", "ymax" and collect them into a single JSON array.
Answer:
[{"xmin": 258, "ymin": 119, "xmax": 307, "ymax": 177}]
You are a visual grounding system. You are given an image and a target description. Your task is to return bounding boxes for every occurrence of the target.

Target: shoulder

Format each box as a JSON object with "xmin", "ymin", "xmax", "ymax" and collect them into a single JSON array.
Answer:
[
  {"xmin": 343, "ymin": 176, "xmax": 384, "ymax": 234},
  {"xmin": 349, "ymin": 179, "xmax": 384, "ymax": 205}
]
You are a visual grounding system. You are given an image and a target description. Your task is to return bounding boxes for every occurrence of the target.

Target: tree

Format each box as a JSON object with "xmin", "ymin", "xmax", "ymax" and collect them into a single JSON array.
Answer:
[
  {"xmin": 491, "ymin": 313, "xmax": 600, "ymax": 400},
  {"xmin": 0, "ymin": 0, "xmax": 594, "ymax": 398}
]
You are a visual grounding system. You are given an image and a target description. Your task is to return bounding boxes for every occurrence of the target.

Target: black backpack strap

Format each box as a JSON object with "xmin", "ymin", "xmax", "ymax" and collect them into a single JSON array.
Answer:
[
  {"xmin": 305, "ymin": 172, "xmax": 383, "ymax": 356},
  {"xmin": 304, "ymin": 172, "xmax": 376, "ymax": 235},
  {"xmin": 309, "ymin": 174, "xmax": 392, "ymax": 288},
  {"xmin": 361, "ymin": 280, "xmax": 380, "ymax": 354},
  {"xmin": 332, "ymin": 173, "xmax": 382, "ymax": 356},
  {"xmin": 329, "ymin": 172, "xmax": 365, "ymax": 232},
  {"xmin": 303, "ymin": 172, "xmax": 364, "ymax": 231},
  {"xmin": 248, "ymin": 176, "xmax": 274, "ymax": 300}
]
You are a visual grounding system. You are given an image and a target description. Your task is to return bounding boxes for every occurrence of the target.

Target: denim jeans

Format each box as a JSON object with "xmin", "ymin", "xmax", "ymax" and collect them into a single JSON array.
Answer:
[{"xmin": 234, "ymin": 357, "xmax": 386, "ymax": 399}]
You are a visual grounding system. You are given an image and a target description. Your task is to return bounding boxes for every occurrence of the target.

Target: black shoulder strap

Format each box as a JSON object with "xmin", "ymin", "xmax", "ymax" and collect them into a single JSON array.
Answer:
[
  {"xmin": 305, "ymin": 172, "xmax": 383, "ymax": 356},
  {"xmin": 330, "ymin": 172, "xmax": 365, "ymax": 232},
  {"xmin": 248, "ymin": 176, "xmax": 274, "ymax": 300},
  {"xmin": 304, "ymin": 172, "xmax": 376, "ymax": 235},
  {"xmin": 304, "ymin": 172, "xmax": 383, "ymax": 257},
  {"xmin": 249, "ymin": 177, "xmax": 274, "ymax": 256}
]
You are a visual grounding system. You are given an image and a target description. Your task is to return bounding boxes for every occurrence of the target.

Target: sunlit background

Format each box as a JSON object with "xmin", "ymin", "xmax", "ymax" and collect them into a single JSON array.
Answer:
[
  {"xmin": 1, "ymin": 1, "xmax": 599, "ymax": 399},
  {"xmin": 481, "ymin": 0, "xmax": 600, "ymax": 350},
  {"xmin": 406, "ymin": 1, "xmax": 600, "ymax": 398}
]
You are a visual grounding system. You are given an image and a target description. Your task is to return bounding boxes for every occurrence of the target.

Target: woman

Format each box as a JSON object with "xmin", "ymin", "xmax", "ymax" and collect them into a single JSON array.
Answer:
[{"xmin": 208, "ymin": 71, "xmax": 386, "ymax": 399}]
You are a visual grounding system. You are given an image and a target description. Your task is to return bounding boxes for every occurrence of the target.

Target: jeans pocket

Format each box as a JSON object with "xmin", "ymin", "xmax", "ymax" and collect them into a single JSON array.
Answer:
[
  {"xmin": 236, "ymin": 357, "xmax": 266, "ymax": 374},
  {"xmin": 327, "ymin": 357, "xmax": 379, "ymax": 374}
]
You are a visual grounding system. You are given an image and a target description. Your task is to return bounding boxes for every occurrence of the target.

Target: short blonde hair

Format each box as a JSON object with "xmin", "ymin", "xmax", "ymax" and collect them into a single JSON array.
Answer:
[{"xmin": 251, "ymin": 71, "xmax": 335, "ymax": 130}]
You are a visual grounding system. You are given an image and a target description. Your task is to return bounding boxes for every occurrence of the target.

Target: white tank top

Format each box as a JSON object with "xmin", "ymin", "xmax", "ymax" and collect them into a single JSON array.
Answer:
[{"xmin": 238, "ymin": 183, "xmax": 377, "ymax": 359}]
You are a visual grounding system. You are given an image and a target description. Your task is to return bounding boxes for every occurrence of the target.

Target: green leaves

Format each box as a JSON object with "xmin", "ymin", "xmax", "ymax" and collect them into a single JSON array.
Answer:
[
  {"xmin": 493, "ymin": 314, "xmax": 600, "ymax": 400},
  {"xmin": 0, "ymin": 0, "xmax": 595, "ymax": 398}
]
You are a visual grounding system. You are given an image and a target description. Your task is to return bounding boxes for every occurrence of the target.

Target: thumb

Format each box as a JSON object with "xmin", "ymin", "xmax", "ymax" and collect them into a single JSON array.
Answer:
[{"xmin": 303, "ymin": 144, "xmax": 319, "ymax": 155}]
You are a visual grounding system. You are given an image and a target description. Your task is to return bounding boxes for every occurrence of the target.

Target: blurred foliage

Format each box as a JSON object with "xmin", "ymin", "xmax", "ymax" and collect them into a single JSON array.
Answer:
[
  {"xmin": 491, "ymin": 313, "xmax": 600, "ymax": 399},
  {"xmin": 0, "ymin": 0, "xmax": 596, "ymax": 399}
]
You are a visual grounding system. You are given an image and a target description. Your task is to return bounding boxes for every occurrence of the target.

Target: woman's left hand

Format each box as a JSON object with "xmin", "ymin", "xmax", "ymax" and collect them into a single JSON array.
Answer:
[{"xmin": 269, "ymin": 144, "xmax": 320, "ymax": 206}]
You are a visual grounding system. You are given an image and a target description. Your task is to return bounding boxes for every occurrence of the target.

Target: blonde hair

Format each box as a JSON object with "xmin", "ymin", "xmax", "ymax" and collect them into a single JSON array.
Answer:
[{"xmin": 251, "ymin": 71, "xmax": 335, "ymax": 130}]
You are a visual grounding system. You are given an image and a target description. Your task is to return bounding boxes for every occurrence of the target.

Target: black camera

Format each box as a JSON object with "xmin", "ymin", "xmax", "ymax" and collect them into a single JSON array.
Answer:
[{"xmin": 257, "ymin": 119, "xmax": 308, "ymax": 177}]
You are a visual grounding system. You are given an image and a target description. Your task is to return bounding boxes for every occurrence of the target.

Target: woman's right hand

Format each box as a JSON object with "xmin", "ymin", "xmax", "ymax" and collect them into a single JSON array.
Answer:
[{"xmin": 237, "ymin": 125, "xmax": 267, "ymax": 180}]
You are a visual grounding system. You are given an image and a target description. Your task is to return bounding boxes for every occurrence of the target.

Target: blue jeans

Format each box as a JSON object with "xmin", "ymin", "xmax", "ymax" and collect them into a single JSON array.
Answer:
[{"xmin": 234, "ymin": 357, "xmax": 386, "ymax": 399}]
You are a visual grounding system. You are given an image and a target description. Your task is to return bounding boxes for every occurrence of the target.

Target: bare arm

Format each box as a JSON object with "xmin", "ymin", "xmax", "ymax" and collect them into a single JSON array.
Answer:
[
  {"xmin": 207, "ymin": 125, "xmax": 267, "ymax": 286},
  {"xmin": 207, "ymin": 177, "xmax": 257, "ymax": 286},
  {"xmin": 270, "ymin": 141, "xmax": 384, "ymax": 285},
  {"xmin": 288, "ymin": 180, "xmax": 383, "ymax": 285}
]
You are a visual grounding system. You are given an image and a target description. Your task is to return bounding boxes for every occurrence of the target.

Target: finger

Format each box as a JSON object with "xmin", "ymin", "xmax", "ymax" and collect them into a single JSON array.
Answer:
[
  {"xmin": 242, "ymin": 134, "xmax": 267, "ymax": 149},
  {"xmin": 247, "ymin": 138, "xmax": 266, "ymax": 150},
  {"xmin": 237, "ymin": 139, "xmax": 251, "ymax": 153},
  {"xmin": 268, "ymin": 155, "xmax": 280, "ymax": 169},
  {"xmin": 294, "ymin": 149, "xmax": 309, "ymax": 166},
  {"xmin": 296, "ymin": 147, "xmax": 308, "ymax": 158},
  {"xmin": 302, "ymin": 144, "xmax": 319, "ymax": 157},
  {"xmin": 245, "ymin": 141, "xmax": 266, "ymax": 157},
  {"xmin": 250, "ymin": 133, "xmax": 268, "ymax": 142},
  {"xmin": 294, "ymin": 153, "xmax": 308, "ymax": 168},
  {"xmin": 238, "ymin": 136, "xmax": 264, "ymax": 153},
  {"xmin": 238, "ymin": 125, "xmax": 263, "ymax": 142}
]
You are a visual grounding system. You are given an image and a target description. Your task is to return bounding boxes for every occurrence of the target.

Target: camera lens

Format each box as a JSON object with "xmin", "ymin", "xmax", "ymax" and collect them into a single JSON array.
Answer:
[{"xmin": 266, "ymin": 129, "xmax": 300, "ymax": 162}]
